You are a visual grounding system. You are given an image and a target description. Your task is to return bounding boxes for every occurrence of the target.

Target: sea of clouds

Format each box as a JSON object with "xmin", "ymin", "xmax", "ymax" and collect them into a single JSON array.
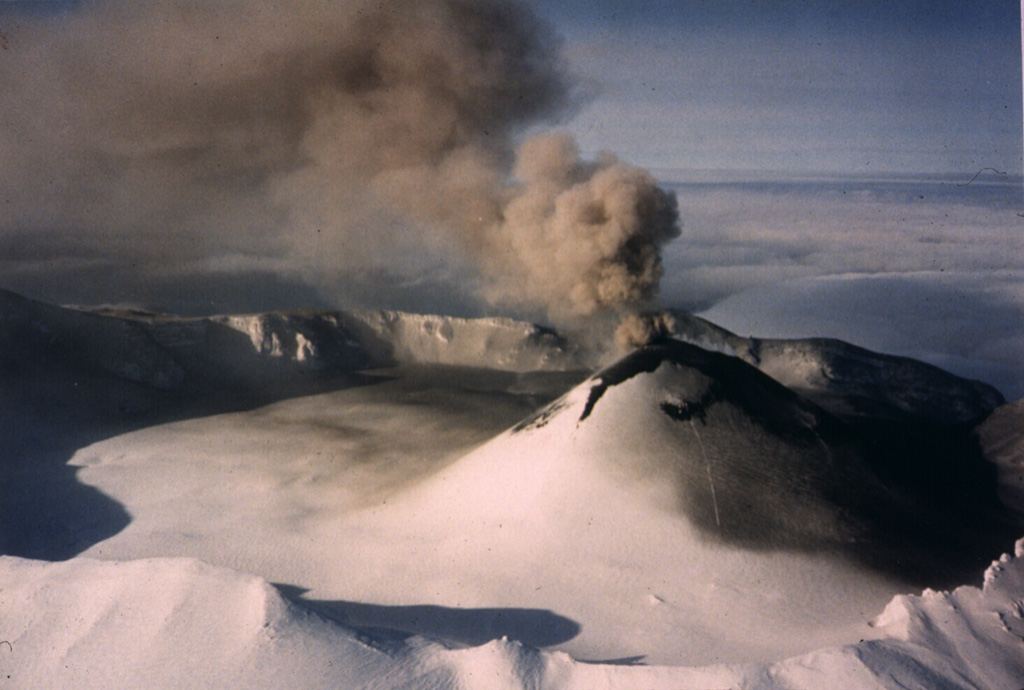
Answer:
[{"xmin": 658, "ymin": 174, "xmax": 1024, "ymax": 398}]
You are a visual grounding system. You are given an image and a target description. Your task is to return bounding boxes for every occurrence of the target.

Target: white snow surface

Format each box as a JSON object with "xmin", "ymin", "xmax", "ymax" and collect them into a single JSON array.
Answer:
[{"xmin": 3, "ymin": 541, "xmax": 1023, "ymax": 689}]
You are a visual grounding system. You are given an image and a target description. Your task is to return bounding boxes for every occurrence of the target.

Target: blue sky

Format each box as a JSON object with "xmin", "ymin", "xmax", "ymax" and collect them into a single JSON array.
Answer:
[
  {"xmin": 534, "ymin": 0, "xmax": 1022, "ymax": 176},
  {"xmin": 1, "ymin": 0, "xmax": 1019, "ymax": 176}
]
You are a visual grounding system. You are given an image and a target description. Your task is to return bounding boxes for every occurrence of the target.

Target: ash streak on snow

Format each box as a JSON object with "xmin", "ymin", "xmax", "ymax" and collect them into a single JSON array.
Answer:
[{"xmin": 0, "ymin": 0, "xmax": 680, "ymax": 323}]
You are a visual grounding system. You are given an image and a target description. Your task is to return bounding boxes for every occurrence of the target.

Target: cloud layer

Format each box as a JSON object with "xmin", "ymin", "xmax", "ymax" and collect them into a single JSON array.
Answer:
[{"xmin": 659, "ymin": 176, "xmax": 1024, "ymax": 397}]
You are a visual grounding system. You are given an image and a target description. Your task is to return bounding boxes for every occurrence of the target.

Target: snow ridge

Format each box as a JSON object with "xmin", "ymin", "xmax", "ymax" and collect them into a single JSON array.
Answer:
[
  {"xmin": 0, "ymin": 289, "xmax": 583, "ymax": 406},
  {"xmin": 659, "ymin": 309, "xmax": 1004, "ymax": 423},
  {"xmin": 0, "ymin": 289, "xmax": 1003, "ymax": 422}
]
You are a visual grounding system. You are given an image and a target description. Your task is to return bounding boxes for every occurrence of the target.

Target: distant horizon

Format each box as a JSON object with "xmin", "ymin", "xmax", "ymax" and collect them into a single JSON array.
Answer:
[
  {"xmin": 649, "ymin": 166, "xmax": 1024, "ymax": 187},
  {"xmin": 3, "ymin": 164, "xmax": 1022, "ymax": 315}
]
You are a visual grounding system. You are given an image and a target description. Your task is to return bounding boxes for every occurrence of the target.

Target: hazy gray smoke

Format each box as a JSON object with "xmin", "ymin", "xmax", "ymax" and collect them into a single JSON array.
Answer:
[
  {"xmin": 0, "ymin": 0, "xmax": 680, "ymax": 320},
  {"xmin": 614, "ymin": 311, "xmax": 680, "ymax": 352}
]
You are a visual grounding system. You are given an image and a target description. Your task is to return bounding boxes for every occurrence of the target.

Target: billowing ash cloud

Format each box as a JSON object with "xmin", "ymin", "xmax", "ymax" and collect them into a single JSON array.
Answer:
[
  {"xmin": 0, "ymin": 0, "xmax": 680, "ymax": 320},
  {"xmin": 614, "ymin": 311, "xmax": 680, "ymax": 352},
  {"xmin": 487, "ymin": 134, "xmax": 679, "ymax": 319}
]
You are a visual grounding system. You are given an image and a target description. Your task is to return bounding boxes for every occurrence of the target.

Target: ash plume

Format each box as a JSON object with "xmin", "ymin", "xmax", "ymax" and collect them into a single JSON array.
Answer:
[
  {"xmin": 483, "ymin": 134, "xmax": 680, "ymax": 319},
  {"xmin": 0, "ymin": 0, "xmax": 680, "ymax": 322},
  {"xmin": 614, "ymin": 311, "xmax": 680, "ymax": 352}
]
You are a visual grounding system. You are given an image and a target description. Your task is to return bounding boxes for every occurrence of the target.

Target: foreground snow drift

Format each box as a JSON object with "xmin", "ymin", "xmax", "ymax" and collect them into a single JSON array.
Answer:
[
  {"xmin": 2, "ymin": 541, "xmax": 1023, "ymax": 689},
  {"xmin": 0, "ymin": 557, "xmax": 403, "ymax": 690}
]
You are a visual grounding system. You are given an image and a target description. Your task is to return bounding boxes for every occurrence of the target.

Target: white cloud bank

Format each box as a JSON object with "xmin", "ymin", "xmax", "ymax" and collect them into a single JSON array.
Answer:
[{"xmin": 658, "ymin": 175, "xmax": 1024, "ymax": 397}]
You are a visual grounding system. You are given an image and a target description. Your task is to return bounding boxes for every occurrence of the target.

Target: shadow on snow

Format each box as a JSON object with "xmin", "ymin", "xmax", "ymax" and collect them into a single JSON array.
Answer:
[{"xmin": 273, "ymin": 584, "xmax": 582, "ymax": 651}]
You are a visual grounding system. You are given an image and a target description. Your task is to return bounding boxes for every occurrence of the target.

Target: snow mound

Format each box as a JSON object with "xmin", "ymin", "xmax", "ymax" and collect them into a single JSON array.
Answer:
[
  {"xmin": 4, "ymin": 541, "xmax": 1024, "ymax": 689},
  {"xmin": 342, "ymin": 340, "xmax": 1018, "ymax": 665},
  {"xmin": 0, "ymin": 555, "xmax": 572, "ymax": 690},
  {"xmin": 438, "ymin": 340, "xmax": 884, "ymax": 550},
  {"xmin": 0, "ymin": 556, "xmax": 401, "ymax": 690},
  {"xmin": 789, "ymin": 537, "xmax": 1024, "ymax": 690}
]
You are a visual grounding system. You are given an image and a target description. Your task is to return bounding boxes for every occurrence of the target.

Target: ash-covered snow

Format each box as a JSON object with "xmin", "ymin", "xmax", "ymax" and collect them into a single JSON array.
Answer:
[
  {"xmin": 658, "ymin": 309, "xmax": 1004, "ymax": 424},
  {"xmin": 977, "ymin": 399, "xmax": 1024, "ymax": 513},
  {"xmin": 347, "ymin": 310, "xmax": 578, "ymax": 372}
]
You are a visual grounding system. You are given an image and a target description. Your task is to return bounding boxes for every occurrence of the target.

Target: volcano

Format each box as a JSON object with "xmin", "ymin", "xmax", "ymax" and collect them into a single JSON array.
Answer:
[
  {"xmin": 2, "ymin": 291, "xmax": 1023, "ymax": 684},
  {"xmin": 345, "ymin": 336, "xmax": 1019, "ymax": 664}
]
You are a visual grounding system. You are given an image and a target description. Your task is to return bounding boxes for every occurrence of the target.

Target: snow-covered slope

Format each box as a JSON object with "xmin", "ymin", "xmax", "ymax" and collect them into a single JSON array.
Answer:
[
  {"xmin": 312, "ymin": 340, "xmax": 1019, "ymax": 666},
  {"xmin": 0, "ymin": 556, "xmax": 400, "ymax": 690},
  {"xmin": 977, "ymin": 399, "xmax": 1024, "ymax": 513}
]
